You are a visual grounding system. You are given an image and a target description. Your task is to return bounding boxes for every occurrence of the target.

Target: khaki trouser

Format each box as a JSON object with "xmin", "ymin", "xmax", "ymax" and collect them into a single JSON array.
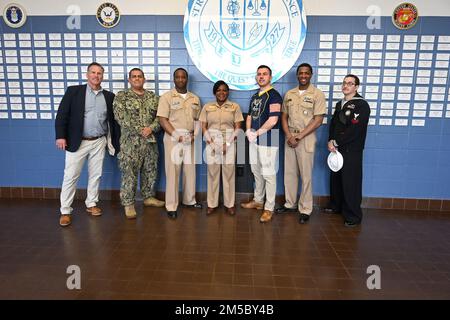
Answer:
[
  {"xmin": 60, "ymin": 137, "xmax": 107, "ymax": 215},
  {"xmin": 249, "ymin": 143, "xmax": 279, "ymax": 211},
  {"xmin": 205, "ymin": 142, "xmax": 236, "ymax": 208},
  {"xmin": 163, "ymin": 132, "xmax": 196, "ymax": 211},
  {"xmin": 284, "ymin": 138, "xmax": 314, "ymax": 215}
]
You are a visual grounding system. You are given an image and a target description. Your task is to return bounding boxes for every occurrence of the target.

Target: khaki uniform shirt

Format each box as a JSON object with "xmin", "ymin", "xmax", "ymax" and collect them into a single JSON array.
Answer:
[
  {"xmin": 282, "ymin": 84, "xmax": 326, "ymax": 151},
  {"xmin": 156, "ymin": 88, "xmax": 201, "ymax": 132},
  {"xmin": 199, "ymin": 100, "xmax": 244, "ymax": 134},
  {"xmin": 282, "ymin": 84, "xmax": 326, "ymax": 130}
]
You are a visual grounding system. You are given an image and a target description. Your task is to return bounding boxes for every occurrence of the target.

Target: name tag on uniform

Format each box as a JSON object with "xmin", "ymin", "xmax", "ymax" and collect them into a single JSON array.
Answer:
[
  {"xmin": 303, "ymin": 96, "xmax": 313, "ymax": 104},
  {"xmin": 172, "ymin": 101, "xmax": 181, "ymax": 107}
]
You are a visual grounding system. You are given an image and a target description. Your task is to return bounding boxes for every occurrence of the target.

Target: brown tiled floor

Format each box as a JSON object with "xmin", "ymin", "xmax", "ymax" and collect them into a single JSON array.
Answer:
[{"xmin": 0, "ymin": 198, "xmax": 450, "ymax": 300}]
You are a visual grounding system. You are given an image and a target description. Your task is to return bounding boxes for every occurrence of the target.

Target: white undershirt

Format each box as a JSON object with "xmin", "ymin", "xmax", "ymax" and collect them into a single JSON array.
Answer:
[
  {"xmin": 179, "ymin": 93, "xmax": 187, "ymax": 99},
  {"xmin": 298, "ymin": 89, "xmax": 306, "ymax": 95}
]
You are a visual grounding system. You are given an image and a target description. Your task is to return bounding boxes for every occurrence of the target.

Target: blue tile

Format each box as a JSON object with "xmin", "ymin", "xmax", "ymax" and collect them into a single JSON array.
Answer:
[
  {"xmin": 0, "ymin": 153, "xmax": 14, "ymax": 172},
  {"xmin": 170, "ymin": 32, "xmax": 186, "ymax": 49},
  {"xmin": 0, "ymin": 142, "xmax": 13, "ymax": 156},
  {"xmin": 370, "ymin": 180, "xmax": 405, "ymax": 198},
  {"xmin": 438, "ymin": 151, "xmax": 450, "ymax": 167},
  {"xmin": 39, "ymin": 125, "xmax": 55, "ymax": 141},
  {"xmin": 404, "ymin": 165, "xmax": 438, "ymax": 182},
  {"xmin": 156, "ymin": 16, "xmax": 183, "ymax": 32},
  {"xmin": 403, "ymin": 180, "xmax": 435, "ymax": 199},
  {"xmin": 40, "ymin": 155, "xmax": 65, "ymax": 172},
  {"xmin": 100, "ymin": 172, "xmax": 120, "ymax": 189},
  {"xmin": 102, "ymin": 156, "xmax": 119, "ymax": 172},
  {"xmin": 406, "ymin": 150, "xmax": 439, "ymax": 166},
  {"xmin": 297, "ymin": 50, "xmax": 317, "ymax": 65},
  {"xmin": 190, "ymin": 82, "xmax": 216, "ymax": 97},
  {"xmin": 0, "ymin": 169, "xmax": 13, "ymax": 186},
  {"xmin": 375, "ymin": 133, "xmax": 409, "ymax": 149},
  {"xmin": 432, "ymin": 180, "xmax": 450, "ymax": 198},
  {"xmin": 196, "ymin": 174, "xmax": 207, "ymax": 192},
  {"xmin": 171, "ymin": 49, "xmax": 189, "ymax": 65},
  {"xmin": 14, "ymin": 156, "xmax": 44, "ymax": 171},
  {"xmin": 373, "ymin": 165, "xmax": 405, "ymax": 180},
  {"xmin": 121, "ymin": 16, "xmax": 157, "ymax": 32},
  {"xmin": 0, "ymin": 122, "xmax": 11, "ymax": 141},
  {"xmin": 442, "ymin": 122, "xmax": 450, "ymax": 136},
  {"xmin": 410, "ymin": 119, "xmax": 443, "ymax": 135},
  {"xmin": 420, "ymin": 17, "xmax": 450, "ymax": 34},
  {"xmin": 308, "ymin": 16, "xmax": 352, "ymax": 33},
  {"xmin": 9, "ymin": 126, "xmax": 42, "ymax": 142},
  {"xmin": 302, "ymin": 33, "xmax": 319, "ymax": 51},
  {"xmin": 43, "ymin": 171, "xmax": 64, "ymax": 188},
  {"xmin": 13, "ymin": 169, "xmax": 44, "ymax": 187},
  {"xmin": 376, "ymin": 125, "xmax": 410, "ymax": 134},
  {"xmin": 408, "ymin": 134, "xmax": 441, "ymax": 150},
  {"xmin": 372, "ymin": 149, "xmax": 408, "ymax": 165},
  {"xmin": 13, "ymin": 142, "xmax": 43, "ymax": 157}
]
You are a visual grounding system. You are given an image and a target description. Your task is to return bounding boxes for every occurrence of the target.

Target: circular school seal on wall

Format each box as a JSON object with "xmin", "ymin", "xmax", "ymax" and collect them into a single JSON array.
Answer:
[
  {"xmin": 96, "ymin": 2, "xmax": 120, "ymax": 28},
  {"xmin": 184, "ymin": 0, "xmax": 307, "ymax": 90},
  {"xmin": 3, "ymin": 3, "xmax": 27, "ymax": 28},
  {"xmin": 392, "ymin": 3, "xmax": 418, "ymax": 30}
]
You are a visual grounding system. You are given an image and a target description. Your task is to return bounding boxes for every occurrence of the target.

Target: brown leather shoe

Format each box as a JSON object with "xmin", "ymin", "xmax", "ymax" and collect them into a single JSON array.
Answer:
[
  {"xmin": 241, "ymin": 200, "xmax": 264, "ymax": 210},
  {"xmin": 226, "ymin": 206, "xmax": 236, "ymax": 216},
  {"xmin": 59, "ymin": 214, "xmax": 71, "ymax": 227},
  {"xmin": 259, "ymin": 210, "xmax": 273, "ymax": 223},
  {"xmin": 207, "ymin": 207, "xmax": 215, "ymax": 215},
  {"xmin": 86, "ymin": 206, "xmax": 102, "ymax": 216}
]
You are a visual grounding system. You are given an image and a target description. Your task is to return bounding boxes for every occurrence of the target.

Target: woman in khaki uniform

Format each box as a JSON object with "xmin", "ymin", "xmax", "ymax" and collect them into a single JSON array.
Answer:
[{"xmin": 199, "ymin": 81, "xmax": 243, "ymax": 215}]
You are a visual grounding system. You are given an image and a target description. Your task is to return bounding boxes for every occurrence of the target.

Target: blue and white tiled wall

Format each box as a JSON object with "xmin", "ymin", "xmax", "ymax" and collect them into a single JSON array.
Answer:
[{"xmin": 1, "ymin": 15, "xmax": 449, "ymax": 199}]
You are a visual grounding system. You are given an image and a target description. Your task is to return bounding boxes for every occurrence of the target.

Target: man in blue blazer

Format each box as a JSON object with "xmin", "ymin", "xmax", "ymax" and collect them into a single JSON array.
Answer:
[{"xmin": 55, "ymin": 62, "xmax": 120, "ymax": 227}]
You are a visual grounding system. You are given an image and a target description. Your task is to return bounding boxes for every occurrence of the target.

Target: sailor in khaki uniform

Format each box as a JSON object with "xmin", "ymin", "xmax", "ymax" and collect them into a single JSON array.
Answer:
[
  {"xmin": 276, "ymin": 63, "xmax": 326, "ymax": 224},
  {"xmin": 199, "ymin": 80, "xmax": 243, "ymax": 216},
  {"xmin": 157, "ymin": 68, "xmax": 202, "ymax": 219}
]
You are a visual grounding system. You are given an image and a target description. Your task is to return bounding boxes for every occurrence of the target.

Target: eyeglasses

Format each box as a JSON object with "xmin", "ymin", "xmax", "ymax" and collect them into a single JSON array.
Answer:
[{"xmin": 342, "ymin": 81, "xmax": 356, "ymax": 87}]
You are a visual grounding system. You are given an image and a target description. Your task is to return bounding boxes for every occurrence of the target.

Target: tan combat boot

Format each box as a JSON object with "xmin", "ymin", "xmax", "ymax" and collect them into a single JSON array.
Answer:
[
  {"xmin": 143, "ymin": 197, "xmax": 165, "ymax": 207},
  {"xmin": 124, "ymin": 205, "xmax": 137, "ymax": 219}
]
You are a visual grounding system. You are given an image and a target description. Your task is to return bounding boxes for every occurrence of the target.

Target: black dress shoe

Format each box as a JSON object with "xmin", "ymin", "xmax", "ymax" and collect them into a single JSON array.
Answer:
[
  {"xmin": 299, "ymin": 213, "xmax": 310, "ymax": 224},
  {"xmin": 184, "ymin": 203, "xmax": 203, "ymax": 209},
  {"xmin": 167, "ymin": 210, "xmax": 178, "ymax": 219},
  {"xmin": 226, "ymin": 206, "xmax": 236, "ymax": 216},
  {"xmin": 344, "ymin": 221, "xmax": 360, "ymax": 227},
  {"xmin": 275, "ymin": 206, "xmax": 298, "ymax": 214}
]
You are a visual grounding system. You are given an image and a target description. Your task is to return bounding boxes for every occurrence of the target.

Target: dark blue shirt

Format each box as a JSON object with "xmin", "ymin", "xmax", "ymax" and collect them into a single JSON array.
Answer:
[{"xmin": 248, "ymin": 87, "xmax": 282, "ymax": 146}]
